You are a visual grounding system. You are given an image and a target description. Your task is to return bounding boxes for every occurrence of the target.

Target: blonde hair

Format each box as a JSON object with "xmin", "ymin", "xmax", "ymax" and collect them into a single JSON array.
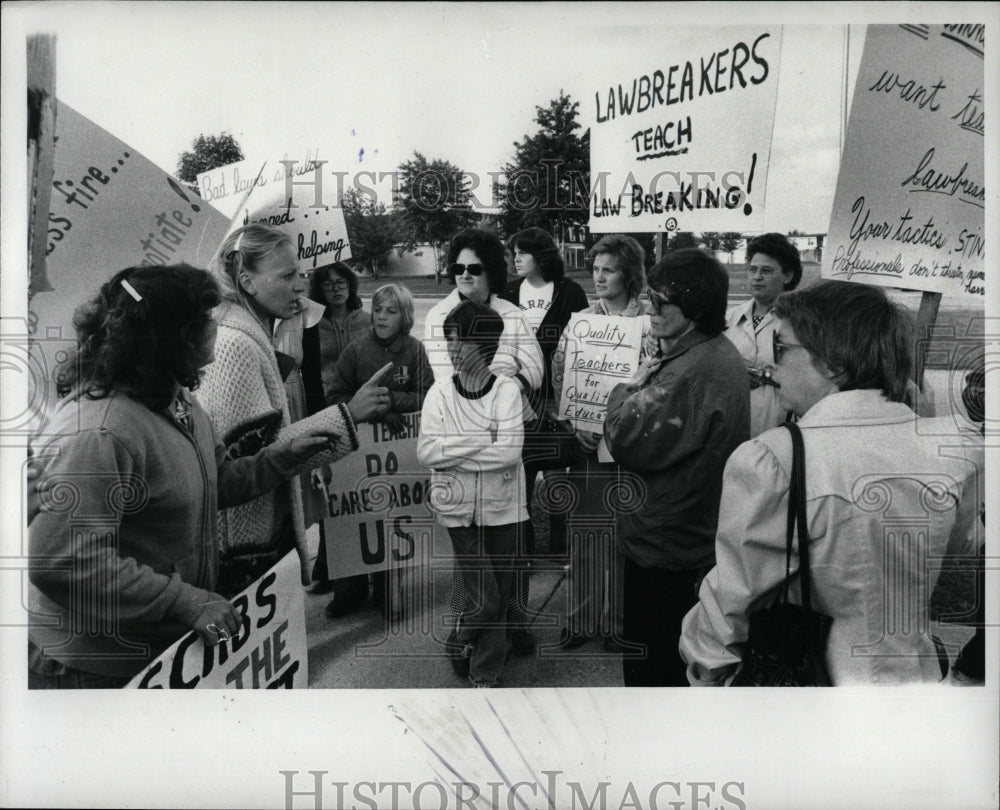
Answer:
[
  {"xmin": 210, "ymin": 224, "xmax": 293, "ymax": 304},
  {"xmin": 371, "ymin": 283, "xmax": 415, "ymax": 335}
]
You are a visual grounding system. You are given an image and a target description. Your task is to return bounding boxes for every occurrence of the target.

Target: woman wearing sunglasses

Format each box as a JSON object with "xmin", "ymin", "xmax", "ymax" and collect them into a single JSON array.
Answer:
[
  {"xmin": 680, "ymin": 281, "xmax": 981, "ymax": 685},
  {"xmin": 424, "ymin": 228, "xmax": 544, "ymax": 659},
  {"xmin": 603, "ymin": 248, "xmax": 750, "ymax": 686},
  {"xmin": 724, "ymin": 232, "xmax": 802, "ymax": 438}
]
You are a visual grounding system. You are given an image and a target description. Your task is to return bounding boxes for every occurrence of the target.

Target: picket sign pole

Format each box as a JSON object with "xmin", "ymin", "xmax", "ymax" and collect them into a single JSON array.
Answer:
[
  {"xmin": 27, "ymin": 34, "xmax": 57, "ymax": 297},
  {"xmin": 913, "ymin": 290, "xmax": 942, "ymax": 390}
]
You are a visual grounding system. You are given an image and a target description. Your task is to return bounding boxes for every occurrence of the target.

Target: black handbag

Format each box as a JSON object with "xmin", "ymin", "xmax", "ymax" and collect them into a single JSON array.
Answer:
[{"xmin": 731, "ymin": 422, "xmax": 833, "ymax": 686}]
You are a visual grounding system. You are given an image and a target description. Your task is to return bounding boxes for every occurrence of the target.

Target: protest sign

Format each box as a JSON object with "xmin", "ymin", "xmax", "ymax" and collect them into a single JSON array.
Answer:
[
  {"xmin": 25, "ymin": 101, "xmax": 231, "ymax": 431},
  {"xmin": 584, "ymin": 26, "xmax": 782, "ymax": 233},
  {"xmin": 196, "ymin": 148, "xmax": 324, "ymax": 219},
  {"xmin": 226, "ymin": 162, "xmax": 352, "ymax": 275},
  {"xmin": 556, "ymin": 313, "xmax": 644, "ymax": 432},
  {"xmin": 127, "ymin": 552, "xmax": 307, "ymax": 689},
  {"xmin": 823, "ymin": 24, "xmax": 985, "ymax": 301},
  {"xmin": 318, "ymin": 413, "xmax": 445, "ymax": 579}
]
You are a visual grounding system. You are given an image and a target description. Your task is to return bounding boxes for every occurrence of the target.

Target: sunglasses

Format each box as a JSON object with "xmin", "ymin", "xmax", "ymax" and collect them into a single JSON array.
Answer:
[
  {"xmin": 772, "ymin": 332, "xmax": 807, "ymax": 363},
  {"xmin": 645, "ymin": 286, "xmax": 680, "ymax": 310},
  {"xmin": 448, "ymin": 263, "xmax": 486, "ymax": 277}
]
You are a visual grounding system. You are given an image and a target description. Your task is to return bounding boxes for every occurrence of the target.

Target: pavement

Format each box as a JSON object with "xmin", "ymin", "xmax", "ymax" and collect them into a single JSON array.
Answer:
[
  {"xmin": 300, "ymin": 293, "xmax": 977, "ymax": 687},
  {"xmin": 304, "ymin": 528, "xmax": 627, "ymax": 688}
]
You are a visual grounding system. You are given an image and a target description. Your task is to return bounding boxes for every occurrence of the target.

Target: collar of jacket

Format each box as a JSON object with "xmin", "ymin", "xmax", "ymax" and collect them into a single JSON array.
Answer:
[
  {"xmin": 656, "ymin": 328, "xmax": 714, "ymax": 364},
  {"xmin": 593, "ymin": 296, "xmax": 643, "ymax": 318},
  {"xmin": 798, "ymin": 389, "xmax": 915, "ymax": 427},
  {"xmin": 369, "ymin": 327, "xmax": 407, "ymax": 353}
]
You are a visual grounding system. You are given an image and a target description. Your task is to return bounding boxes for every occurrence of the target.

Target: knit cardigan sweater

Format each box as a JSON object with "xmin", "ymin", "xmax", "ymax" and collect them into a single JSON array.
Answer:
[{"xmin": 196, "ymin": 301, "xmax": 360, "ymax": 589}]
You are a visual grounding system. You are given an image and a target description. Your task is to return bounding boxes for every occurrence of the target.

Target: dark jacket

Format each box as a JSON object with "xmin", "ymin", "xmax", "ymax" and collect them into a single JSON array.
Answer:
[
  {"xmin": 326, "ymin": 328, "xmax": 434, "ymax": 413},
  {"xmin": 604, "ymin": 330, "xmax": 751, "ymax": 571},
  {"xmin": 500, "ymin": 275, "xmax": 589, "ymax": 407}
]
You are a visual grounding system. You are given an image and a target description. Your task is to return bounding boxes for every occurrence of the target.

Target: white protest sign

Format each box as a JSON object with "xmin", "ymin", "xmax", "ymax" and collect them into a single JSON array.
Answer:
[
  {"xmin": 557, "ymin": 313, "xmax": 644, "ymax": 431},
  {"xmin": 584, "ymin": 26, "xmax": 782, "ymax": 233},
  {"xmin": 823, "ymin": 24, "xmax": 985, "ymax": 300},
  {"xmin": 25, "ymin": 101, "xmax": 232, "ymax": 429},
  {"xmin": 127, "ymin": 552, "xmax": 307, "ymax": 689},
  {"xmin": 196, "ymin": 148, "xmax": 324, "ymax": 219},
  {"xmin": 319, "ymin": 413, "xmax": 445, "ymax": 579},
  {"xmin": 228, "ymin": 165, "xmax": 352, "ymax": 274}
]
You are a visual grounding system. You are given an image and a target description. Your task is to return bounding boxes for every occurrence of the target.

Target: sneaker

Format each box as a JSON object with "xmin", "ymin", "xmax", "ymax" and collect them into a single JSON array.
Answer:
[
  {"xmin": 509, "ymin": 628, "xmax": 536, "ymax": 656},
  {"xmin": 559, "ymin": 627, "xmax": 594, "ymax": 649}
]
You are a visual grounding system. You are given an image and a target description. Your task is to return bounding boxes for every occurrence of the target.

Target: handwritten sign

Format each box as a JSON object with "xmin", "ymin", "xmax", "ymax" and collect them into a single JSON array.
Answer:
[
  {"xmin": 227, "ymin": 165, "xmax": 352, "ymax": 274},
  {"xmin": 557, "ymin": 314, "xmax": 644, "ymax": 431},
  {"xmin": 319, "ymin": 413, "xmax": 445, "ymax": 579},
  {"xmin": 823, "ymin": 24, "xmax": 985, "ymax": 300},
  {"xmin": 584, "ymin": 26, "xmax": 782, "ymax": 233},
  {"xmin": 27, "ymin": 101, "xmax": 231, "ymax": 428},
  {"xmin": 196, "ymin": 148, "xmax": 324, "ymax": 219},
  {"xmin": 127, "ymin": 552, "xmax": 307, "ymax": 689}
]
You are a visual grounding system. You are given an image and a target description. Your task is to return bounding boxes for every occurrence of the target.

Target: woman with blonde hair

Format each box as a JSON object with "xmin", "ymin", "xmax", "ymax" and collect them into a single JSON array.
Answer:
[{"xmin": 198, "ymin": 224, "xmax": 390, "ymax": 595}]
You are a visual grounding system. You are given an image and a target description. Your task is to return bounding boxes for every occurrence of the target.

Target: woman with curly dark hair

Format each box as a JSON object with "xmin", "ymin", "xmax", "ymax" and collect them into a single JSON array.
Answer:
[{"xmin": 27, "ymin": 264, "xmax": 365, "ymax": 688}]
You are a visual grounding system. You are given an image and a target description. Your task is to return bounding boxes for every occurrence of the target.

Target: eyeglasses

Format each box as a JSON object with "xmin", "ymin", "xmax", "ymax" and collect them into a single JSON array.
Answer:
[
  {"xmin": 321, "ymin": 279, "xmax": 349, "ymax": 290},
  {"xmin": 746, "ymin": 265, "xmax": 780, "ymax": 278},
  {"xmin": 772, "ymin": 332, "xmax": 807, "ymax": 363},
  {"xmin": 645, "ymin": 286, "xmax": 679, "ymax": 311},
  {"xmin": 448, "ymin": 263, "xmax": 486, "ymax": 277}
]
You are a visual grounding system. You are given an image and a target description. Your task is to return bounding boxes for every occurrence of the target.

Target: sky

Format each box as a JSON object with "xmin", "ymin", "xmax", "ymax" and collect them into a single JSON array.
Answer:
[{"xmin": 5, "ymin": 2, "xmax": 875, "ymax": 233}]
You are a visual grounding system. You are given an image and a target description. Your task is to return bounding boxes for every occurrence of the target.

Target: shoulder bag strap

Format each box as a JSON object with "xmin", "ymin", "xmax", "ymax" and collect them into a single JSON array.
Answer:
[{"xmin": 786, "ymin": 421, "xmax": 814, "ymax": 617}]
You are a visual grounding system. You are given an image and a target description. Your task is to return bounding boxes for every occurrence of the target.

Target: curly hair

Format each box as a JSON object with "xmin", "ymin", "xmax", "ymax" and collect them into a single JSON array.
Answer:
[
  {"xmin": 446, "ymin": 228, "xmax": 508, "ymax": 295},
  {"xmin": 508, "ymin": 227, "xmax": 565, "ymax": 282},
  {"xmin": 309, "ymin": 261, "xmax": 363, "ymax": 315},
  {"xmin": 57, "ymin": 265, "xmax": 221, "ymax": 411},
  {"xmin": 745, "ymin": 232, "xmax": 803, "ymax": 291},
  {"xmin": 647, "ymin": 248, "xmax": 728, "ymax": 336}
]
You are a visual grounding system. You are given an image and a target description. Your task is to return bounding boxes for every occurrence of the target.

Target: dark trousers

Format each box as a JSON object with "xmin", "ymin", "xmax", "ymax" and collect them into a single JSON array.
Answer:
[
  {"xmin": 622, "ymin": 558, "xmax": 708, "ymax": 687},
  {"xmin": 449, "ymin": 522, "xmax": 518, "ymax": 685}
]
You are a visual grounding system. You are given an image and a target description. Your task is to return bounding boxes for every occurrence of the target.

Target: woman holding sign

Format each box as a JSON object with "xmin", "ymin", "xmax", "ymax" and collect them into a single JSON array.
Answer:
[
  {"xmin": 27, "ymin": 265, "xmax": 365, "ymax": 687},
  {"xmin": 604, "ymin": 249, "xmax": 750, "ymax": 686},
  {"xmin": 199, "ymin": 224, "xmax": 391, "ymax": 597},
  {"xmin": 550, "ymin": 234, "xmax": 650, "ymax": 651},
  {"xmin": 724, "ymin": 232, "xmax": 802, "ymax": 437}
]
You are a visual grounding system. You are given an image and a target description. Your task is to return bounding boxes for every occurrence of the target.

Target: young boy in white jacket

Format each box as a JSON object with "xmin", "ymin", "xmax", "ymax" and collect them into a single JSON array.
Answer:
[{"xmin": 417, "ymin": 300, "xmax": 529, "ymax": 687}]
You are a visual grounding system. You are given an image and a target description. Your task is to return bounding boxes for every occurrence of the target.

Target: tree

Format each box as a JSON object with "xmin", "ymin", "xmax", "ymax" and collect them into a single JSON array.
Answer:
[
  {"xmin": 699, "ymin": 232, "xmax": 722, "ymax": 252},
  {"xmin": 341, "ymin": 187, "xmax": 397, "ymax": 278},
  {"xmin": 176, "ymin": 133, "xmax": 244, "ymax": 196},
  {"xmin": 720, "ymin": 232, "xmax": 743, "ymax": 262},
  {"xmin": 499, "ymin": 91, "xmax": 590, "ymax": 244},
  {"xmin": 394, "ymin": 152, "xmax": 477, "ymax": 283},
  {"xmin": 667, "ymin": 231, "xmax": 700, "ymax": 250}
]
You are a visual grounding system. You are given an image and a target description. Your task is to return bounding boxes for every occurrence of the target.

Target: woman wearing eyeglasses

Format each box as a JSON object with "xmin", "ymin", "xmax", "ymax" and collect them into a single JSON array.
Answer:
[
  {"xmin": 310, "ymin": 262, "xmax": 371, "ymax": 400},
  {"xmin": 724, "ymin": 233, "xmax": 802, "ymax": 437},
  {"xmin": 680, "ymin": 281, "xmax": 981, "ymax": 685},
  {"xmin": 304, "ymin": 261, "xmax": 374, "ymax": 602},
  {"xmin": 424, "ymin": 228, "xmax": 544, "ymax": 660},
  {"xmin": 604, "ymin": 249, "xmax": 750, "ymax": 686}
]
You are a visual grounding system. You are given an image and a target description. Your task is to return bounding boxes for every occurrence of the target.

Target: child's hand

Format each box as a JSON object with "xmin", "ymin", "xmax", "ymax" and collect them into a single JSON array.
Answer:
[{"xmin": 382, "ymin": 411, "xmax": 406, "ymax": 437}]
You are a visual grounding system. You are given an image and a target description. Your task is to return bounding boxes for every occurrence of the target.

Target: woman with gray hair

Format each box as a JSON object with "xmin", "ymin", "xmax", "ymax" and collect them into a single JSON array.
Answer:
[
  {"xmin": 681, "ymin": 280, "xmax": 981, "ymax": 685},
  {"xmin": 198, "ymin": 224, "xmax": 390, "ymax": 596}
]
